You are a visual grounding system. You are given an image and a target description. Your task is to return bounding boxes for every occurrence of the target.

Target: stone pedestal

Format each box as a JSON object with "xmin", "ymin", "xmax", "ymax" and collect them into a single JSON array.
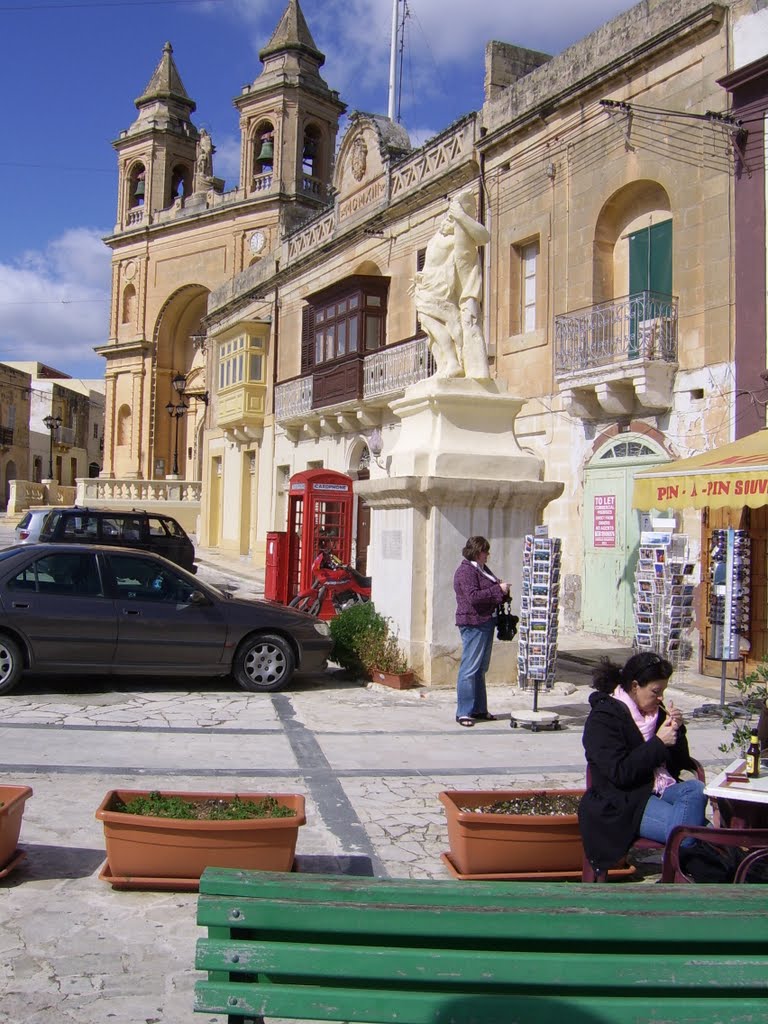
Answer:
[{"xmin": 355, "ymin": 379, "xmax": 563, "ymax": 686}]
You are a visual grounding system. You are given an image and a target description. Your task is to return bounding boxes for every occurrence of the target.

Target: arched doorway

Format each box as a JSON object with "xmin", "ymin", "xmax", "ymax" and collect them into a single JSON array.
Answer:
[{"xmin": 582, "ymin": 434, "xmax": 669, "ymax": 637}]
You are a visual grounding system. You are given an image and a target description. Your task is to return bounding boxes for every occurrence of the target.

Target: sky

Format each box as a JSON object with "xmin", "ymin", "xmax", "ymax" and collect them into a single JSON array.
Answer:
[{"xmin": 0, "ymin": 0, "xmax": 633, "ymax": 379}]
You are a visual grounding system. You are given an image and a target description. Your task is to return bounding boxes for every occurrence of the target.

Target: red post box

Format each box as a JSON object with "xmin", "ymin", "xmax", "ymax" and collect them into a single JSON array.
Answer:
[{"xmin": 264, "ymin": 531, "xmax": 289, "ymax": 603}]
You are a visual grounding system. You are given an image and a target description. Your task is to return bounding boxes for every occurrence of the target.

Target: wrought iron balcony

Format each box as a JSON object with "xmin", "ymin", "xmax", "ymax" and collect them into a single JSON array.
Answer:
[
  {"xmin": 0, "ymin": 426, "xmax": 13, "ymax": 447},
  {"xmin": 274, "ymin": 336, "xmax": 435, "ymax": 436},
  {"xmin": 555, "ymin": 291, "xmax": 678, "ymax": 374},
  {"xmin": 554, "ymin": 291, "xmax": 678, "ymax": 420},
  {"xmin": 275, "ymin": 375, "xmax": 313, "ymax": 423},
  {"xmin": 364, "ymin": 335, "xmax": 434, "ymax": 400}
]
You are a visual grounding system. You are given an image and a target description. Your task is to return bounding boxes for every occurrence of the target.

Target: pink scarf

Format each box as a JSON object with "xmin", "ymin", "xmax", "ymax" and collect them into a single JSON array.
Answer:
[{"xmin": 612, "ymin": 687, "xmax": 676, "ymax": 796}]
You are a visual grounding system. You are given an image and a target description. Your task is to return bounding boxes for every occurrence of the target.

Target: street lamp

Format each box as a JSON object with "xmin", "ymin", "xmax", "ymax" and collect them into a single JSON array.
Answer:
[
  {"xmin": 165, "ymin": 372, "xmax": 188, "ymax": 477},
  {"xmin": 42, "ymin": 414, "xmax": 62, "ymax": 480}
]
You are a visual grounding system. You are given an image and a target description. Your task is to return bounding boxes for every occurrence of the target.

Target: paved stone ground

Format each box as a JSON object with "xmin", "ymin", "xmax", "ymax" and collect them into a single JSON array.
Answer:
[{"xmin": 0, "ymin": 522, "xmax": 746, "ymax": 1023}]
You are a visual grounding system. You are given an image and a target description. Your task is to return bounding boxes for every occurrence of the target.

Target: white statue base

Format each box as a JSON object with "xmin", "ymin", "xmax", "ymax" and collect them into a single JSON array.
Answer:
[{"xmin": 356, "ymin": 379, "xmax": 563, "ymax": 687}]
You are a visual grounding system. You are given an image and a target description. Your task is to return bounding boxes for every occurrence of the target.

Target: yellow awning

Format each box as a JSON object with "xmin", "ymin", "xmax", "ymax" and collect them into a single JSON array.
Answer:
[{"xmin": 632, "ymin": 429, "xmax": 768, "ymax": 510}]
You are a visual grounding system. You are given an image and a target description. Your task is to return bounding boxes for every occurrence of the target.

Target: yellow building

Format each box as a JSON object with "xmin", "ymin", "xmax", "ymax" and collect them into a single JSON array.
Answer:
[{"xmin": 100, "ymin": 0, "xmax": 763, "ymax": 670}]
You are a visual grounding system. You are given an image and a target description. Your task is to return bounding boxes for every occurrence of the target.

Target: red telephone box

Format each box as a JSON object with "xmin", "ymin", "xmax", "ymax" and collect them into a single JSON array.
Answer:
[{"xmin": 287, "ymin": 469, "xmax": 354, "ymax": 601}]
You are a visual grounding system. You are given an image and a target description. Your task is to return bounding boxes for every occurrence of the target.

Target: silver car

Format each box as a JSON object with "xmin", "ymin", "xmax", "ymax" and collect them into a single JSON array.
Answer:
[{"xmin": 14, "ymin": 508, "xmax": 53, "ymax": 544}]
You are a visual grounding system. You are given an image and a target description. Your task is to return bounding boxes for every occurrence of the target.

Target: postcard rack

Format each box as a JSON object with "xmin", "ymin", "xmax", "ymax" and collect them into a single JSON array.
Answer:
[
  {"xmin": 633, "ymin": 533, "xmax": 695, "ymax": 668},
  {"xmin": 517, "ymin": 532, "xmax": 561, "ymax": 695}
]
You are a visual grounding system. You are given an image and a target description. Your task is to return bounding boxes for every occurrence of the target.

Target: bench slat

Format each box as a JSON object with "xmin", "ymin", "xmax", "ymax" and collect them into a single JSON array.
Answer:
[
  {"xmin": 198, "ymin": 869, "xmax": 766, "ymax": 913},
  {"xmin": 196, "ymin": 895, "xmax": 768, "ymax": 945},
  {"xmin": 195, "ymin": 937, "xmax": 768, "ymax": 988},
  {"xmin": 194, "ymin": 980, "xmax": 767, "ymax": 1024}
]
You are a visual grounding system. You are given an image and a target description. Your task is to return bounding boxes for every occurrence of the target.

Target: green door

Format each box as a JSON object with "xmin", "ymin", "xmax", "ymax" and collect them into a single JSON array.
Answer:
[
  {"xmin": 628, "ymin": 219, "xmax": 672, "ymax": 355},
  {"xmin": 582, "ymin": 438, "xmax": 668, "ymax": 638}
]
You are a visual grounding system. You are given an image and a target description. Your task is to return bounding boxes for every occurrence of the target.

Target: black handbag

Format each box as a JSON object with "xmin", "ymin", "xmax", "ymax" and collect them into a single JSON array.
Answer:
[{"xmin": 496, "ymin": 600, "xmax": 519, "ymax": 641}]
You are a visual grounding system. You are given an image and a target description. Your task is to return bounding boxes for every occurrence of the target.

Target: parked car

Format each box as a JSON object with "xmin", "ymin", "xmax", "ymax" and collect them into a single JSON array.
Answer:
[
  {"xmin": 37, "ymin": 506, "xmax": 196, "ymax": 572},
  {"xmin": 15, "ymin": 508, "xmax": 53, "ymax": 544},
  {"xmin": 0, "ymin": 544, "xmax": 332, "ymax": 695}
]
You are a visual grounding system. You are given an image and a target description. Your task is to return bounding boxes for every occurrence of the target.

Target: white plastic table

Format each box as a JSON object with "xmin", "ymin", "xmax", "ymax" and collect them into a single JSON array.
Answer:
[{"xmin": 704, "ymin": 758, "xmax": 768, "ymax": 827}]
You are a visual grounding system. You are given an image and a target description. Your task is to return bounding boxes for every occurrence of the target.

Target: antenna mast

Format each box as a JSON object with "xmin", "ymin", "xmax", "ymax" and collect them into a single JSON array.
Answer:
[{"xmin": 387, "ymin": 0, "xmax": 399, "ymax": 120}]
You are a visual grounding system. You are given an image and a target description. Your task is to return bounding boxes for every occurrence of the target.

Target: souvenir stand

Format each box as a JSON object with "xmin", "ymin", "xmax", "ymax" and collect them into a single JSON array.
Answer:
[
  {"xmin": 633, "ymin": 528, "xmax": 696, "ymax": 669},
  {"xmin": 512, "ymin": 529, "xmax": 562, "ymax": 732}
]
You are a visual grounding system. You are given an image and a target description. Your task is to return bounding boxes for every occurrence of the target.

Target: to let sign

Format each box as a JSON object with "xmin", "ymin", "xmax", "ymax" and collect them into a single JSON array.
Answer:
[{"xmin": 594, "ymin": 495, "xmax": 616, "ymax": 548}]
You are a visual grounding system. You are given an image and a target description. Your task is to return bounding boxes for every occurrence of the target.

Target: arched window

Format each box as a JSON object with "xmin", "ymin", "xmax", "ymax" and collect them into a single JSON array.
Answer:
[
  {"xmin": 253, "ymin": 122, "xmax": 274, "ymax": 191},
  {"xmin": 599, "ymin": 440, "xmax": 657, "ymax": 459},
  {"xmin": 121, "ymin": 284, "xmax": 136, "ymax": 325},
  {"xmin": 117, "ymin": 404, "xmax": 132, "ymax": 446},
  {"xmin": 170, "ymin": 164, "xmax": 191, "ymax": 203},
  {"xmin": 302, "ymin": 124, "xmax": 321, "ymax": 192},
  {"xmin": 128, "ymin": 163, "xmax": 146, "ymax": 208}
]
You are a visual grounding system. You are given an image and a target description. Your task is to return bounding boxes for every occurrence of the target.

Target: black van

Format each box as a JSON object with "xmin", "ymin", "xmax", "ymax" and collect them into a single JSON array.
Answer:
[{"xmin": 37, "ymin": 507, "xmax": 197, "ymax": 573}]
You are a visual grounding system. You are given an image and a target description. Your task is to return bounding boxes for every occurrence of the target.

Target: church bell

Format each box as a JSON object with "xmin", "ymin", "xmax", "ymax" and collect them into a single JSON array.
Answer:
[{"xmin": 257, "ymin": 137, "xmax": 274, "ymax": 162}]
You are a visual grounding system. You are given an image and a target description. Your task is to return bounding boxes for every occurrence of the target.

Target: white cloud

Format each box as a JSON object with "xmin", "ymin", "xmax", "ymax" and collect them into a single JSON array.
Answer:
[{"xmin": 0, "ymin": 229, "xmax": 111, "ymax": 377}]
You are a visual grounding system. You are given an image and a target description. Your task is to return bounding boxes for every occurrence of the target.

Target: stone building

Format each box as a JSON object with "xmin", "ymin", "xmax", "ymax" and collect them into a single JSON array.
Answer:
[{"xmin": 98, "ymin": 0, "xmax": 768, "ymax": 675}]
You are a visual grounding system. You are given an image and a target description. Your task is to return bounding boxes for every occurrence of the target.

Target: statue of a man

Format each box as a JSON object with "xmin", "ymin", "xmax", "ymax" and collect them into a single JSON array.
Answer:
[{"xmin": 413, "ymin": 190, "xmax": 491, "ymax": 379}]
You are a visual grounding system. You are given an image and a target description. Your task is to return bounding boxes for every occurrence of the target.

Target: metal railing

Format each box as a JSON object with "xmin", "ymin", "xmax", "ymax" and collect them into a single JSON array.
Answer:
[
  {"xmin": 274, "ymin": 375, "xmax": 313, "ymax": 422},
  {"xmin": 555, "ymin": 291, "xmax": 678, "ymax": 375},
  {"xmin": 363, "ymin": 336, "xmax": 434, "ymax": 399},
  {"xmin": 0, "ymin": 426, "xmax": 13, "ymax": 447}
]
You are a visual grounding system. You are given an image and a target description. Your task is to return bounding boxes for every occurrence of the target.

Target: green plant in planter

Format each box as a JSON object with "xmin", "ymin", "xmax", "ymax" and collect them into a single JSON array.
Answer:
[
  {"xmin": 329, "ymin": 602, "xmax": 388, "ymax": 673},
  {"xmin": 112, "ymin": 791, "xmax": 296, "ymax": 820},
  {"xmin": 357, "ymin": 627, "xmax": 409, "ymax": 675},
  {"xmin": 718, "ymin": 656, "xmax": 768, "ymax": 755}
]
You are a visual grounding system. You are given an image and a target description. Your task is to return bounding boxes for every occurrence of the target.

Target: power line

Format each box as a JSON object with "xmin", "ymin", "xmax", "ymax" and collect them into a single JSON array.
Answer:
[
  {"xmin": 0, "ymin": 298, "xmax": 109, "ymax": 306},
  {"xmin": 0, "ymin": 0, "xmax": 223, "ymax": 10},
  {"xmin": 0, "ymin": 161, "xmax": 113, "ymax": 173}
]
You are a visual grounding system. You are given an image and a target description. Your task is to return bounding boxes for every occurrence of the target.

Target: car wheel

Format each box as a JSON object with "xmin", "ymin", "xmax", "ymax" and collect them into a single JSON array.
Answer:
[
  {"xmin": 0, "ymin": 635, "xmax": 24, "ymax": 695},
  {"xmin": 233, "ymin": 633, "xmax": 296, "ymax": 692}
]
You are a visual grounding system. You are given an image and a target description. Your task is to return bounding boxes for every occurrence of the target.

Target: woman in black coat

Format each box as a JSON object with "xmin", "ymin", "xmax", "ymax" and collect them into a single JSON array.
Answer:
[{"xmin": 578, "ymin": 651, "xmax": 707, "ymax": 877}]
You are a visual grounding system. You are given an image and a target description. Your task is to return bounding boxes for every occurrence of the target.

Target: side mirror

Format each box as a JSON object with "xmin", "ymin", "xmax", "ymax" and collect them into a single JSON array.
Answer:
[{"xmin": 188, "ymin": 590, "xmax": 209, "ymax": 606}]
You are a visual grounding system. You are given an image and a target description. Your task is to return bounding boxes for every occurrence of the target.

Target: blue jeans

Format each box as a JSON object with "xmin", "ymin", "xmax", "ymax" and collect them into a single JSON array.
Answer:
[
  {"xmin": 456, "ymin": 621, "xmax": 495, "ymax": 718},
  {"xmin": 638, "ymin": 779, "xmax": 708, "ymax": 844}
]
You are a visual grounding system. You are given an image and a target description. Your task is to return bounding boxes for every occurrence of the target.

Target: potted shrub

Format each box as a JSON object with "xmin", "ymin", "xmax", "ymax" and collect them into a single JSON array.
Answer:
[
  {"xmin": 95, "ymin": 789, "xmax": 305, "ymax": 888},
  {"xmin": 358, "ymin": 627, "xmax": 415, "ymax": 690},
  {"xmin": 330, "ymin": 603, "xmax": 415, "ymax": 688},
  {"xmin": 0, "ymin": 784, "xmax": 33, "ymax": 877},
  {"xmin": 439, "ymin": 789, "xmax": 586, "ymax": 878}
]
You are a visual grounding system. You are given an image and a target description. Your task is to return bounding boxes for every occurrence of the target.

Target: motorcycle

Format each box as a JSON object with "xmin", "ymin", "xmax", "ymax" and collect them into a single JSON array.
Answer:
[{"xmin": 288, "ymin": 550, "xmax": 372, "ymax": 618}]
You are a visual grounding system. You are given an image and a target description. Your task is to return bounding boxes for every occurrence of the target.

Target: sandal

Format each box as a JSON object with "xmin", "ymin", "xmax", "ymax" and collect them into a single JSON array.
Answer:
[
  {"xmin": 456, "ymin": 716, "xmax": 475, "ymax": 727},
  {"xmin": 470, "ymin": 712, "xmax": 497, "ymax": 721}
]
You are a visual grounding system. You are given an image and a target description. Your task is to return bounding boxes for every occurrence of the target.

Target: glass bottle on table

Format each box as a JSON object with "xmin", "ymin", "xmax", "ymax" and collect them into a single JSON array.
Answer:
[{"xmin": 746, "ymin": 732, "xmax": 761, "ymax": 779}]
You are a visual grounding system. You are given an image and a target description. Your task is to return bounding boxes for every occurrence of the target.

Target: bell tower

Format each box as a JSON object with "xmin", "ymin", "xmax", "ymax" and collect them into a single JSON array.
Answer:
[
  {"xmin": 113, "ymin": 41, "xmax": 198, "ymax": 232},
  {"xmin": 234, "ymin": 0, "xmax": 346, "ymax": 229}
]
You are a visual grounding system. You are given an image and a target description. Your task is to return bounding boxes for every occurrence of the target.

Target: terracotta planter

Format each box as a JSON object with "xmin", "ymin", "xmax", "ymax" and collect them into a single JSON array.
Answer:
[
  {"xmin": 95, "ymin": 790, "xmax": 306, "ymax": 884},
  {"xmin": 371, "ymin": 667, "xmax": 416, "ymax": 689},
  {"xmin": 439, "ymin": 789, "xmax": 585, "ymax": 876},
  {"xmin": 0, "ymin": 785, "xmax": 33, "ymax": 874}
]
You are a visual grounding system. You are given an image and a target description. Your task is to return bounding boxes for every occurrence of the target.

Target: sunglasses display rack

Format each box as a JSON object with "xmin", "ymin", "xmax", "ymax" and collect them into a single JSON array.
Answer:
[
  {"xmin": 707, "ymin": 527, "xmax": 750, "ymax": 662},
  {"xmin": 633, "ymin": 533, "xmax": 695, "ymax": 668}
]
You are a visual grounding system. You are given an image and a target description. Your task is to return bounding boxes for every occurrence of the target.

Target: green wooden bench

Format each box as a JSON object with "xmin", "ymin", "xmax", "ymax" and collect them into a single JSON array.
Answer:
[{"xmin": 195, "ymin": 868, "xmax": 768, "ymax": 1024}]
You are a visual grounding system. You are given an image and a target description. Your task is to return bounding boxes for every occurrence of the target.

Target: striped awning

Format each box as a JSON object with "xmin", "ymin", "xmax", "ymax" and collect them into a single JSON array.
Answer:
[{"xmin": 632, "ymin": 429, "xmax": 768, "ymax": 510}]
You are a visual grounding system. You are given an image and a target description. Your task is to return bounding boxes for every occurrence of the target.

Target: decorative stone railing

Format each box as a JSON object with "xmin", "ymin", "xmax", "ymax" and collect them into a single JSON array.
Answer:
[
  {"xmin": 7, "ymin": 480, "xmax": 76, "ymax": 516},
  {"xmin": 554, "ymin": 291, "xmax": 678, "ymax": 375},
  {"xmin": 78, "ymin": 478, "xmax": 202, "ymax": 505},
  {"xmin": 252, "ymin": 172, "xmax": 274, "ymax": 193},
  {"xmin": 274, "ymin": 376, "xmax": 313, "ymax": 423},
  {"xmin": 126, "ymin": 208, "xmax": 144, "ymax": 227},
  {"xmin": 363, "ymin": 336, "xmax": 434, "ymax": 399},
  {"xmin": 390, "ymin": 117, "xmax": 476, "ymax": 202},
  {"xmin": 286, "ymin": 210, "xmax": 335, "ymax": 263}
]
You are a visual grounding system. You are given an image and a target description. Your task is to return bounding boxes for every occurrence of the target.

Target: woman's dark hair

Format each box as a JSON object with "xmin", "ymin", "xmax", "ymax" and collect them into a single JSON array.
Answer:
[
  {"xmin": 462, "ymin": 536, "xmax": 490, "ymax": 561},
  {"xmin": 591, "ymin": 651, "xmax": 673, "ymax": 694}
]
